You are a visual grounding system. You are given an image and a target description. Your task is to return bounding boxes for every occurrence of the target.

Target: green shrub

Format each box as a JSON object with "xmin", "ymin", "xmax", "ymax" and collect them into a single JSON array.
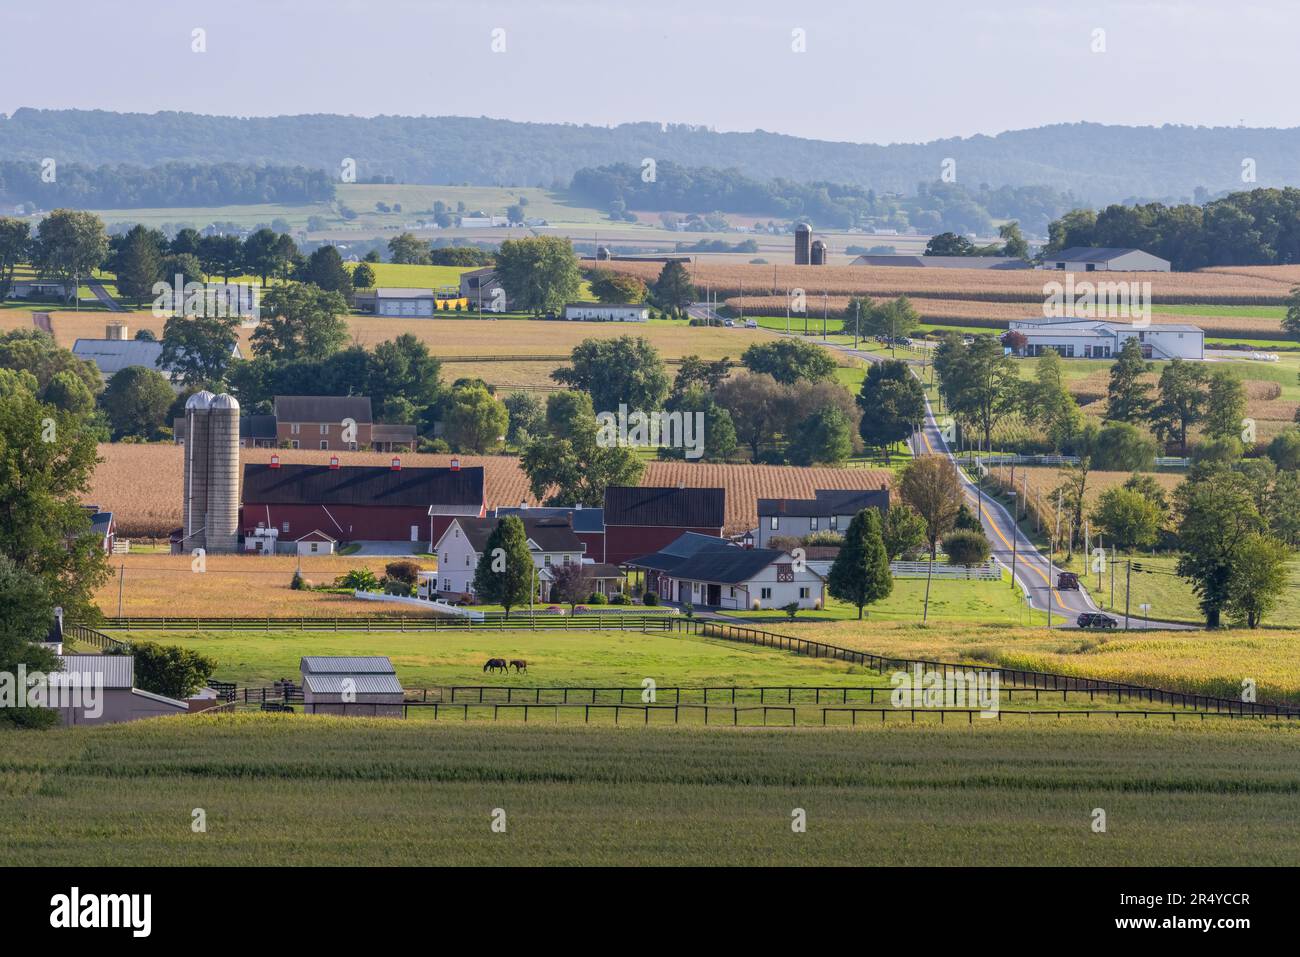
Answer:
[
  {"xmin": 642, "ymin": 591, "xmax": 658, "ymax": 606},
  {"xmin": 609, "ymin": 593, "xmax": 631, "ymax": 605},
  {"xmin": 586, "ymin": 592, "xmax": 608, "ymax": 604}
]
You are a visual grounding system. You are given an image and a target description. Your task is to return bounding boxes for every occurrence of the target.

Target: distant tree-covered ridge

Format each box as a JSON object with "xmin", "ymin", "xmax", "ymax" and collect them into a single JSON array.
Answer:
[
  {"xmin": 0, "ymin": 159, "xmax": 334, "ymax": 209},
  {"xmin": 570, "ymin": 161, "xmax": 1077, "ymax": 235},
  {"xmin": 8, "ymin": 109, "xmax": 1300, "ymax": 206}
]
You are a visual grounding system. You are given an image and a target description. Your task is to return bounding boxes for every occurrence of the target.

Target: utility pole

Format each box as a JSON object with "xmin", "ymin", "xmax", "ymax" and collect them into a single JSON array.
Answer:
[
  {"xmin": 853, "ymin": 299, "xmax": 860, "ymax": 350},
  {"xmin": 822, "ymin": 291, "xmax": 828, "ymax": 340},
  {"xmin": 117, "ymin": 562, "xmax": 125, "ymax": 618},
  {"xmin": 1049, "ymin": 489, "xmax": 1062, "ymax": 629},
  {"xmin": 1124, "ymin": 559, "xmax": 1132, "ymax": 630},
  {"xmin": 1109, "ymin": 545, "xmax": 1115, "ymax": 610},
  {"xmin": 1009, "ymin": 506, "xmax": 1018, "ymax": 593},
  {"xmin": 785, "ymin": 291, "xmax": 790, "ymax": 334}
]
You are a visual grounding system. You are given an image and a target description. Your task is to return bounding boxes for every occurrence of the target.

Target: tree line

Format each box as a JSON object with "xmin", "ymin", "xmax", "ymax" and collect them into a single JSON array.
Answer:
[{"xmin": 0, "ymin": 160, "xmax": 333, "ymax": 209}]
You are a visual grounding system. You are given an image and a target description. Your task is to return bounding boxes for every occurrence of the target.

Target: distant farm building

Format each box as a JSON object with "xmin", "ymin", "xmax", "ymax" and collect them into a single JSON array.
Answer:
[
  {"xmin": 1044, "ymin": 247, "xmax": 1171, "ymax": 272},
  {"xmin": 850, "ymin": 254, "xmax": 1032, "ymax": 270},
  {"xmin": 83, "ymin": 506, "xmax": 116, "ymax": 554},
  {"xmin": 755, "ymin": 488, "xmax": 890, "ymax": 548},
  {"xmin": 458, "ymin": 268, "xmax": 511, "ymax": 311},
  {"xmin": 563, "ymin": 303, "xmax": 650, "ymax": 322},
  {"xmin": 174, "ymin": 395, "xmax": 416, "ymax": 452},
  {"xmin": 73, "ymin": 328, "xmax": 242, "ymax": 384},
  {"xmin": 603, "ymin": 486, "xmax": 725, "ymax": 565},
  {"xmin": 300, "ymin": 656, "xmax": 404, "ymax": 717},
  {"xmin": 240, "ymin": 459, "xmax": 485, "ymax": 548},
  {"xmin": 353, "ymin": 287, "xmax": 468, "ymax": 316},
  {"xmin": 1008, "ymin": 317, "xmax": 1204, "ymax": 360}
]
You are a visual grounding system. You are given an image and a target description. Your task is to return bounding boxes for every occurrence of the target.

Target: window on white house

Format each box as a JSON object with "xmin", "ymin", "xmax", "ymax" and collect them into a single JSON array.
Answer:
[
  {"xmin": 761, "ymin": 587, "xmax": 772, "ymax": 600},
  {"xmin": 810, "ymin": 517, "xmax": 818, "ymax": 531},
  {"xmin": 544, "ymin": 554, "xmax": 552, "ymax": 565},
  {"xmin": 309, "ymin": 543, "xmax": 318, "ymax": 553},
  {"xmin": 829, "ymin": 515, "xmax": 838, "ymax": 530},
  {"xmin": 770, "ymin": 516, "xmax": 779, "ymax": 530},
  {"xmin": 465, "ymin": 555, "xmax": 470, "ymax": 566},
  {"xmin": 799, "ymin": 587, "xmax": 810, "ymax": 599}
]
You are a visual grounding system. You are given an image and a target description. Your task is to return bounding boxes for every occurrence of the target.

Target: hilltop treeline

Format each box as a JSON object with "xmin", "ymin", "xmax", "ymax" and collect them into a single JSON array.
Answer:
[
  {"xmin": 569, "ymin": 161, "xmax": 1077, "ymax": 234},
  {"xmin": 9, "ymin": 109, "xmax": 1300, "ymax": 204},
  {"xmin": 1046, "ymin": 188, "xmax": 1300, "ymax": 269},
  {"xmin": 0, "ymin": 160, "xmax": 334, "ymax": 209}
]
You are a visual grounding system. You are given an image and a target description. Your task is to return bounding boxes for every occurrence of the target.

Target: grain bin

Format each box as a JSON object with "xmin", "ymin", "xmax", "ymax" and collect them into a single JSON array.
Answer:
[
  {"xmin": 205, "ymin": 393, "xmax": 241, "ymax": 553},
  {"xmin": 182, "ymin": 391, "xmax": 215, "ymax": 551},
  {"xmin": 794, "ymin": 223, "xmax": 812, "ymax": 265},
  {"xmin": 810, "ymin": 240, "xmax": 827, "ymax": 265}
]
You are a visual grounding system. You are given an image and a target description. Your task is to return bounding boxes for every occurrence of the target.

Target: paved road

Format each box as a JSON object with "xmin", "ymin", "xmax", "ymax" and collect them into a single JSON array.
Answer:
[{"xmin": 784, "ymin": 330, "xmax": 1188, "ymax": 629}]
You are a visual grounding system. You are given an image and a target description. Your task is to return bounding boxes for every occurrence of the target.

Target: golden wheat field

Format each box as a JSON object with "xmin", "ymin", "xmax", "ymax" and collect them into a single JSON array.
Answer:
[
  {"xmin": 343, "ymin": 316, "xmax": 772, "ymax": 359},
  {"xmin": 761, "ymin": 620, "xmax": 1300, "ymax": 705},
  {"xmin": 587, "ymin": 259, "xmax": 1298, "ymax": 304},
  {"xmin": 90, "ymin": 444, "xmax": 893, "ymax": 537}
]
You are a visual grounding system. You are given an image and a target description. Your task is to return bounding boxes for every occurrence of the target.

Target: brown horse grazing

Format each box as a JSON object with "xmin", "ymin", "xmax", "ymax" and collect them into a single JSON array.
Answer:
[
  {"xmin": 509, "ymin": 659, "xmax": 527, "ymax": 673},
  {"xmin": 483, "ymin": 658, "xmax": 508, "ymax": 674}
]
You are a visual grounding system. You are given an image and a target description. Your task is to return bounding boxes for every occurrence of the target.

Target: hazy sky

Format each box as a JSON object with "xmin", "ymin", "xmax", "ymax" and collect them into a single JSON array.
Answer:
[{"xmin": 2, "ymin": 0, "xmax": 1297, "ymax": 144}]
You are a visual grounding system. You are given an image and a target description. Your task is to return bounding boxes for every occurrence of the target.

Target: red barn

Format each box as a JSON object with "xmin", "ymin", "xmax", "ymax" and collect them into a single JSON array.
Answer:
[
  {"xmin": 603, "ymin": 486, "xmax": 725, "ymax": 565},
  {"xmin": 240, "ymin": 461, "xmax": 484, "ymax": 547}
]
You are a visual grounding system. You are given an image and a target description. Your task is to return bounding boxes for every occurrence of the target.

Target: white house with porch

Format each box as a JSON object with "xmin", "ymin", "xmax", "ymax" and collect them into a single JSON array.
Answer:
[
  {"xmin": 1007, "ymin": 318, "xmax": 1205, "ymax": 360},
  {"xmin": 626, "ymin": 534, "xmax": 825, "ymax": 611}
]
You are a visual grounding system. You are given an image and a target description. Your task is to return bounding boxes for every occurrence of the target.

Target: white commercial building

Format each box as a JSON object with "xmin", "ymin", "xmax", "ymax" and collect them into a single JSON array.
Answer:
[
  {"xmin": 1008, "ymin": 318, "xmax": 1205, "ymax": 360},
  {"xmin": 563, "ymin": 302, "xmax": 650, "ymax": 322}
]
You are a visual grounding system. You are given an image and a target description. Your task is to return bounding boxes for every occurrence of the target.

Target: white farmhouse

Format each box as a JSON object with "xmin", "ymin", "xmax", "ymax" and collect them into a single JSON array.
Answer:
[
  {"xmin": 626, "ymin": 533, "xmax": 825, "ymax": 611},
  {"xmin": 563, "ymin": 302, "xmax": 650, "ymax": 322},
  {"xmin": 1043, "ymin": 247, "xmax": 1171, "ymax": 272},
  {"xmin": 1008, "ymin": 318, "xmax": 1205, "ymax": 361},
  {"xmin": 755, "ymin": 488, "xmax": 890, "ymax": 549},
  {"xmin": 420, "ymin": 516, "xmax": 622, "ymax": 601}
]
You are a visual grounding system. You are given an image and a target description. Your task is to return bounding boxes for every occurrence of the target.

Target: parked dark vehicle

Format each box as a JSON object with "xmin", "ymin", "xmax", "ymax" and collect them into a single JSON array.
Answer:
[
  {"xmin": 1077, "ymin": 612, "xmax": 1117, "ymax": 629},
  {"xmin": 1056, "ymin": 572, "xmax": 1080, "ymax": 590}
]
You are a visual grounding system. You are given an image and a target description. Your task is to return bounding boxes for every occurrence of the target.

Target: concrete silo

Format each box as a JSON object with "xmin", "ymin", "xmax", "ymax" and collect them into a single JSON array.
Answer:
[
  {"xmin": 794, "ymin": 223, "xmax": 812, "ymax": 265},
  {"xmin": 182, "ymin": 391, "xmax": 215, "ymax": 551},
  {"xmin": 205, "ymin": 393, "xmax": 241, "ymax": 553},
  {"xmin": 810, "ymin": 240, "xmax": 827, "ymax": 265}
]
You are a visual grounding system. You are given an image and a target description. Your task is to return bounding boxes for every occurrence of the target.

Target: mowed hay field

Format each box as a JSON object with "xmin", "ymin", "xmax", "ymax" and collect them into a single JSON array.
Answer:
[
  {"xmin": 732, "ymin": 294, "xmax": 1298, "ymax": 339},
  {"xmin": 3, "ymin": 717, "xmax": 1298, "ymax": 865},
  {"xmin": 91, "ymin": 443, "xmax": 892, "ymax": 538},
  {"xmin": 588, "ymin": 259, "xmax": 1300, "ymax": 304},
  {"xmin": 94, "ymin": 554, "xmax": 417, "ymax": 618}
]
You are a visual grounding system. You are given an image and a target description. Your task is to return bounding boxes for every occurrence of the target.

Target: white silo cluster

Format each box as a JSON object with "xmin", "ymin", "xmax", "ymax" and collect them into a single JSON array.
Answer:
[{"xmin": 183, "ymin": 390, "xmax": 241, "ymax": 553}]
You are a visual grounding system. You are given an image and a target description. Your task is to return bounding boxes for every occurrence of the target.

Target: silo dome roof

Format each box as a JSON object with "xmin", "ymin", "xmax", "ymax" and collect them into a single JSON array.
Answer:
[
  {"xmin": 185, "ymin": 390, "xmax": 215, "ymax": 410},
  {"xmin": 211, "ymin": 393, "xmax": 241, "ymax": 410}
]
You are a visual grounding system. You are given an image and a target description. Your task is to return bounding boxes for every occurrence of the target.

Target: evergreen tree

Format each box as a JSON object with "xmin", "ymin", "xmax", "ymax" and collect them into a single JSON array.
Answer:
[
  {"xmin": 826, "ymin": 508, "xmax": 892, "ymax": 619},
  {"xmin": 472, "ymin": 517, "xmax": 536, "ymax": 619}
]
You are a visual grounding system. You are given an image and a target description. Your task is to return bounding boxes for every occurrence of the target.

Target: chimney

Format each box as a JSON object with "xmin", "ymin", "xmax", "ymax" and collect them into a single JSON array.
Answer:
[
  {"xmin": 391, "ymin": 457, "xmax": 402, "ymax": 471},
  {"xmin": 329, "ymin": 455, "xmax": 340, "ymax": 470},
  {"xmin": 449, "ymin": 457, "xmax": 460, "ymax": 472},
  {"xmin": 519, "ymin": 499, "xmax": 527, "ymax": 510},
  {"xmin": 269, "ymin": 454, "xmax": 280, "ymax": 469}
]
